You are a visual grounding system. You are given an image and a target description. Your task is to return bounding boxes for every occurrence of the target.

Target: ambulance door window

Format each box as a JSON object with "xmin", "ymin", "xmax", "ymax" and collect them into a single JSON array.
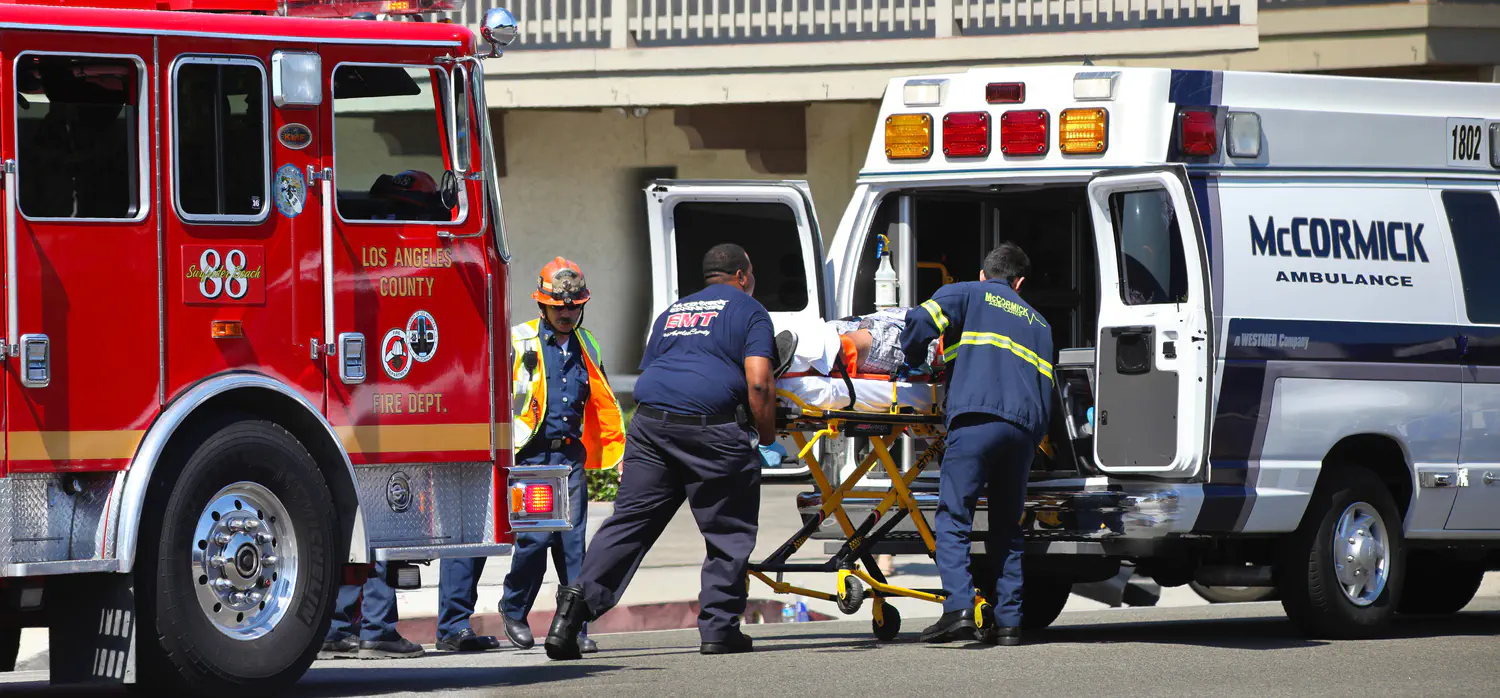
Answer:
[
  {"xmin": 671, "ymin": 201, "xmax": 806, "ymax": 312},
  {"xmin": 14, "ymin": 54, "xmax": 146, "ymax": 220},
  {"xmin": 330, "ymin": 64, "xmax": 461, "ymax": 224},
  {"xmin": 1441, "ymin": 190, "xmax": 1500, "ymax": 324},
  {"xmin": 172, "ymin": 58, "xmax": 269, "ymax": 221},
  {"xmin": 1109, "ymin": 189, "xmax": 1187, "ymax": 306}
]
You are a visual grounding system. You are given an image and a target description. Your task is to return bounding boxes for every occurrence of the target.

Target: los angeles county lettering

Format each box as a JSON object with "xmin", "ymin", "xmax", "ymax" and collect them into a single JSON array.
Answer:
[
  {"xmin": 1249, "ymin": 216, "xmax": 1426, "ymax": 288},
  {"xmin": 361, "ymin": 246, "xmax": 454, "ymax": 297}
]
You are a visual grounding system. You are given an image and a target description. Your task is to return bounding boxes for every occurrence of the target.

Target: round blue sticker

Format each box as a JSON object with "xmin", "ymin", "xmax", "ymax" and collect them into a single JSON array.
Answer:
[{"xmin": 275, "ymin": 164, "xmax": 306, "ymax": 219}]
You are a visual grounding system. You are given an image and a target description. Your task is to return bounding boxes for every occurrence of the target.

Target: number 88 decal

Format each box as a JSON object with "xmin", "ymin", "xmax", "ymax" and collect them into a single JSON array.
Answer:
[{"xmin": 199, "ymin": 248, "xmax": 250, "ymax": 300}]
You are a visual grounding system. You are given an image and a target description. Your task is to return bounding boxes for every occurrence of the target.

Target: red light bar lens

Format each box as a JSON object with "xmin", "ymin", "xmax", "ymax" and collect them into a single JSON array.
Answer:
[
  {"xmin": 1000, "ymin": 110, "xmax": 1049, "ymax": 156},
  {"xmin": 282, "ymin": 0, "xmax": 465, "ymax": 18},
  {"xmin": 1179, "ymin": 109, "xmax": 1218, "ymax": 156},
  {"xmin": 523, "ymin": 484, "xmax": 554, "ymax": 514},
  {"xmin": 943, "ymin": 112, "xmax": 990, "ymax": 158},
  {"xmin": 986, "ymin": 83, "xmax": 1025, "ymax": 104}
]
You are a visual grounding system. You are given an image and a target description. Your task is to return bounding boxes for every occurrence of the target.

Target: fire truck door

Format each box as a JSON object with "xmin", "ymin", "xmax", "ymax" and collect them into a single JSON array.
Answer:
[
  {"xmin": 1, "ymin": 34, "xmax": 160, "ymax": 474},
  {"xmin": 319, "ymin": 52, "xmax": 493, "ymax": 472}
]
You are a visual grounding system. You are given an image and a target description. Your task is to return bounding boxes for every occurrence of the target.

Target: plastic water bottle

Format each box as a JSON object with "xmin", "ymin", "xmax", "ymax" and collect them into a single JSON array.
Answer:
[
  {"xmin": 795, "ymin": 599, "xmax": 809, "ymax": 623},
  {"xmin": 781, "ymin": 598, "xmax": 797, "ymax": 623}
]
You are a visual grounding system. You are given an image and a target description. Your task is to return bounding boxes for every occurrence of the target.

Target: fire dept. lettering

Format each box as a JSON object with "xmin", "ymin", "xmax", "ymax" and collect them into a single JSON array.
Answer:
[
  {"xmin": 379, "ymin": 276, "xmax": 435, "ymax": 297},
  {"xmin": 372, "ymin": 392, "xmax": 445, "ymax": 415}
]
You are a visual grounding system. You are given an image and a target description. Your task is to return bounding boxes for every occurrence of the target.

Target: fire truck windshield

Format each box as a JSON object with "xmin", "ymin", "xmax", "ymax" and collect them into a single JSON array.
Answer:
[{"xmin": 332, "ymin": 64, "xmax": 460, "ymax": 223}]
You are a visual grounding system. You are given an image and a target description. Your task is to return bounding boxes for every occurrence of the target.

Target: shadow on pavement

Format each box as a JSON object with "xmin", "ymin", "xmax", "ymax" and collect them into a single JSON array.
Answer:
[{"xmin": 291, "ymin": 663, "xmax": 632, "ymax": 696}]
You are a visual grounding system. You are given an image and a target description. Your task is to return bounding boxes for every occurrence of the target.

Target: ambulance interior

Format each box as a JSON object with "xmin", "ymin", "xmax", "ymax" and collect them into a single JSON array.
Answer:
[{"xmin": 848, "ymin": 182, "xmax": 1156, "ymax": 481}]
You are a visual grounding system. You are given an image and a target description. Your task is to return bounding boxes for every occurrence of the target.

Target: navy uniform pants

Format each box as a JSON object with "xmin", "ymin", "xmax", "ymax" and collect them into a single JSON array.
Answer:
[
  {"xmin": 438, "ymin": 448, "xmax": 588, "ymax": 639},
  {"xmin": 328, "ymin": 562, "xmax": 399, "ymax": 642},
  {"xmin": 936, "ymin": 413, "xmax": 1034, "ymax": 626},
  {"xmin": 576, "ymin": 410, "xmax": 760, "ymax": 643}
]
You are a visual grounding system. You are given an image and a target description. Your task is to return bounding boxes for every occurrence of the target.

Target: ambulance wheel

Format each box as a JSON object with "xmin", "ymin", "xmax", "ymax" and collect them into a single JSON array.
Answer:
[
  {"xmin": 872, "ymin": 603, "xmax": 901, "ymax": 641},
  {"xmin": 1396, "ymin": 551, "xmax": 1484, "ymax": 615},
  {"xmin": 135, "ymin": 417, "xmax": 339, "ymax": 692},
  {"xmin": 837, "ymin": 575, "xmax": 866, "ymax": 615},
  {"xmin": 1021, "ymin": 571, "xmax": 1073, "ymax": 631},
  {"xmin": 1277, "ymin": 466, "xmax": 1403, "ymax": 639}
]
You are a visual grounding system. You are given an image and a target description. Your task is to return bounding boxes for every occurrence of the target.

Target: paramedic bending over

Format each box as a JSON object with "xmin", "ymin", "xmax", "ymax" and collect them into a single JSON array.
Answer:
[
  {"xmin": 544, "ymin": 243, "xmax": 777, "ymax": 659},
  {"xmin": 897, "ymin": 241, "xmax": 1054, "ymax": 646}
]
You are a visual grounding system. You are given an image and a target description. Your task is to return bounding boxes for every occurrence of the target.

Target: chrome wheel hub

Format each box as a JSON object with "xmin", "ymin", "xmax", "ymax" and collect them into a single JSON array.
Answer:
[
  {"xmin": 192, "ymin": 482, "xmax": 299, "ymax": 640},
  {"xmin": 1331, "ymin": 502, "xmax": 1389, "ymax": 607}
]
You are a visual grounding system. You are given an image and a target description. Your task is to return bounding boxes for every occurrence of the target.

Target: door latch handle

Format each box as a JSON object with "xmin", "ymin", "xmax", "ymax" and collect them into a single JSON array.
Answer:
[{"xmin": 1485, "ymin": 472, "xmax": 1498, "ymax": 486}]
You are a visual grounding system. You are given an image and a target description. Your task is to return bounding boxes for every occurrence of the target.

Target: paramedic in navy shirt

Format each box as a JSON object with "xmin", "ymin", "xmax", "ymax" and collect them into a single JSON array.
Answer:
[
  {"xmin": 898, "ymin": 241, "xmax": 1054, "ymax": 647},
  {"xmin": 544, "ymin": 243, "xmax": 777, "ymax": 659}
]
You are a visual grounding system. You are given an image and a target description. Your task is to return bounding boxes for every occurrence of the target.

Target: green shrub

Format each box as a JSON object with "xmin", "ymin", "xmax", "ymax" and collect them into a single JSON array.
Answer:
[{"xmin": 587, "ymin": 405, "xmax": 633, "ymax": 502}]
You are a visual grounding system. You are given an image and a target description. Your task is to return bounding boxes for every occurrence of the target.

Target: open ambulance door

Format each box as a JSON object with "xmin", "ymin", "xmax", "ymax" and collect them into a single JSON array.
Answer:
[
  {"xmin": 1085, "ymin": 167, "xmax": 1212, "ymax": 479},
  {"xmin": 644, "ymin": 180, "xmax": 833, "ymax": 475}
]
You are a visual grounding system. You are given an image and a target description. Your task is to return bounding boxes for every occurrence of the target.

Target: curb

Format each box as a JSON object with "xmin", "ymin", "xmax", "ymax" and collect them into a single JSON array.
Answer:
[{"xmin": 393, "ymin": 599, "xmax": 833, "ymax": 645}]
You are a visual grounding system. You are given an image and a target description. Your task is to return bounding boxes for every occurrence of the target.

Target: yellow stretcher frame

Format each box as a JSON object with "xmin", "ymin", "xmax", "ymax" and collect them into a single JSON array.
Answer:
[{"xmin": 748, "ymin": 384, "xmax": 999, "ymax": 640}]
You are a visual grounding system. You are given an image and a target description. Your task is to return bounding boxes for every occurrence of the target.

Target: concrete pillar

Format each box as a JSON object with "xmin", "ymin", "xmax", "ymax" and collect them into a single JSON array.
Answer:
[{"xmin": 610, "ymin": 0, "xmax": 634, "ymax": 49}]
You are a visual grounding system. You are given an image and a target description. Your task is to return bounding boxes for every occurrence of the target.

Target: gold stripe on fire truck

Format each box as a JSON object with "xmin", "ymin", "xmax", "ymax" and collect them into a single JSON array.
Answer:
[
  {"xmin": 9, "ymin": 430, "xmax": 146, "ymax": 462},
  {"xmin": 335, "ymin": 423, "xmax": 510, "ymax": 455}
]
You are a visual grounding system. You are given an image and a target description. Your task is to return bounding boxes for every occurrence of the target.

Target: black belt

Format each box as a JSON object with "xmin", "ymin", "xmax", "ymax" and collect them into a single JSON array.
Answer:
[{"xmin": 635, "ymin": 404, "xmax": 737, "ymax": 426}]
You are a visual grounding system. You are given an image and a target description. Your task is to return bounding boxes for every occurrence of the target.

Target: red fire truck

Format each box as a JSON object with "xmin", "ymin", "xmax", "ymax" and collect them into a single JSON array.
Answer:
[{"xmin": 0, "ymin": 0, "xmax": 564, "ymax": 690}]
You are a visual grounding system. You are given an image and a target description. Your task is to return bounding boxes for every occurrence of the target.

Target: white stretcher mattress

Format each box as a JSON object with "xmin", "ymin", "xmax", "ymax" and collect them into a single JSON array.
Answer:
[{"xmin": 776, "ymin": 375, "xmax": 938, "ymax": 413}]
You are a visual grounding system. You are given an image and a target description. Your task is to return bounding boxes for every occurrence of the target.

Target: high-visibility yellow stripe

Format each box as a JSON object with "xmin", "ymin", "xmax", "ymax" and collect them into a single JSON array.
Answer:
[
  {"xmin": 336, "ymin": 423, "xmax": 502, "ymax": 455},
  {"xmin": 10, "ymin": 430, "xmax": 145, "ymax": 461},
  {"xmin": 943, "ymin": 331, "xmax": 1054, "ymax": 380},
  {"xmin": 921, "ymin": 299, "xmax": 950, "ymax": 332}
]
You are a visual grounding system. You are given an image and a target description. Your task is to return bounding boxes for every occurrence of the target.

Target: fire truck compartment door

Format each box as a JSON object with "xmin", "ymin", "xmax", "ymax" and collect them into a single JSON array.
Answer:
[
  {"xmin": 1086, "ymin": 167, "xmax": 1212, "ymax": 479},
  {"xmin": 645, "ymin": 180, "xmax": 833, "ymax": 328}
]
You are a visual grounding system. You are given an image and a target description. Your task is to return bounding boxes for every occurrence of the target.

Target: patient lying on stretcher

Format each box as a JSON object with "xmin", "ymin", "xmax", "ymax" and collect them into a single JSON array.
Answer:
[{"xmin": 773, "ymin": 307, "xmax": 942, "ymax": 378}]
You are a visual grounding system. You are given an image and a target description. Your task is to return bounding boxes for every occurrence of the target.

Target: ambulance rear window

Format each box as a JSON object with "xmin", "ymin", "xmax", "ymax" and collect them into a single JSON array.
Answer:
[
  {"xmin": 1442, "ymin": 190, "xmax": 1500, "ymax": 324},
  {"xmin": 13, "ymin": 54, "xmax": 143, "ymax": 220},
  {"xmin": 671, "ymin": 201, "xmax": 807, "ymax": 312},
  {"xmin": 1108, "ymin": 189, "xmax": 1188, "ymax": 306}
]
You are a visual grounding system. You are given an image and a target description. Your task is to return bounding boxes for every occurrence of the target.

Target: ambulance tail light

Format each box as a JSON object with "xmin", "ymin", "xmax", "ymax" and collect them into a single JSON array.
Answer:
[
  {"xmin": 942, "ymin": 112, "xmax": 990, "ymax": 158},
  {"xmin": 885, "ymin": 114, "xmax": 933, "ymax": 160},
  {"xmin": 1000, "ymin": 110, "xmax": 1049, "ymax": 156},
  {"xmin": 1226, "ymin": 112, "xmax": 1263, "ymax": 159},
  {"xmin": 1178, "ymin": 108, "xmax": 1218, "ymax": 157},
  {"xmin": 1059, "ymin": 108, "xmax": 1108, "ymax": 155},
  {"xmin": 281, "ymin": 0, "xmax": 466, "ymax": 18},
  {"xmin": 985, "ymin": 82, "xmax": 1025, "ymax": 104}
]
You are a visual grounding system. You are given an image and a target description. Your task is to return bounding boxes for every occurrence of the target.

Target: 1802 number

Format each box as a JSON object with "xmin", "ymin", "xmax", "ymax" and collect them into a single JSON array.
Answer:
[{"xmin": 1452, "ymin": 123, "xmax": 1483, "ymax": 162}]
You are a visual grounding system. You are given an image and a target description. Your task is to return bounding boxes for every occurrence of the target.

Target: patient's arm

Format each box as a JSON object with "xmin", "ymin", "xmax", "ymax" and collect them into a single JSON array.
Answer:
[{"xmin": 846, "ymin": 329, "xmax": 873, "ymax": 368}]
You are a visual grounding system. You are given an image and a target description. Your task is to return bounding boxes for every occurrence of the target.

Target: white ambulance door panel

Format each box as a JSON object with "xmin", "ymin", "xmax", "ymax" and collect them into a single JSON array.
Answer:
[
  {"xmin": 1086, "ymin": 167, "xmax": 1211, "ymax": 478},
  {"xmin": 1437, "ymin": 185, "xmax": 1500, "ymax": 531},
  {"xmin": 644, "ymin": 180, "xmax": 832, "ymax": 327}
]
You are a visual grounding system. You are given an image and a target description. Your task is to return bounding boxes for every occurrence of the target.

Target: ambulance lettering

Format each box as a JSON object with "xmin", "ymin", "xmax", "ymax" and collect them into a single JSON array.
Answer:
[
  {"xmin": 663, "ymin": 299, "xmax": 728, "ymax": 337},
  {"xmin": 1249, "ymin": 215, "xmax": 1427, "ymax": 289}
]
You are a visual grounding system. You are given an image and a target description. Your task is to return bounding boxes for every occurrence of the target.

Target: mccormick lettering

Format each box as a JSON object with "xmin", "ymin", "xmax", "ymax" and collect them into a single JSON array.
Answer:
[{"xmin": 1249, "ymin": 216, "xmax": 1429, "ymax": 263}]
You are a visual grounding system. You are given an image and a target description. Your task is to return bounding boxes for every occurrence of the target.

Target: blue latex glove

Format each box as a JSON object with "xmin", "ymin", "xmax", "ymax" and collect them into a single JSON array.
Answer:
[
  {"xmin": 1086, "ymin": 407, "xmax": 1095, "ymax": 426},
  {"xmin": 890, "ymin": 364, "xmax": 911, "ymax": 383},
  {"xmin": 759, "ymin": 443, "xmax": 787, "ymax": 468}
]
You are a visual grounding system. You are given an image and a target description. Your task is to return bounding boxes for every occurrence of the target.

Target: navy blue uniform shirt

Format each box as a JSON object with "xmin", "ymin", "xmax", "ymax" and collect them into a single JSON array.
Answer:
[
  {"xmin": 900, "ymin": 280, "xmax": 1055, "ymax": 442},
  {"xmin": 519, "ymin": 322, "xmax": 590, "ymax": 463},
  {"xmin": 633, "ymin": 284, "xmax": 774, "ymax": 417}
]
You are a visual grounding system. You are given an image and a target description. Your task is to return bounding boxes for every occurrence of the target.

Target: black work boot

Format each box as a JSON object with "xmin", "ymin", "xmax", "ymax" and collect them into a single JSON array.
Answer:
[
  {"xmin": 544, "ymin": 585, "xmax": 590, "ymax": 660},
  {"xmin": 920, "ymin": 609, "xmax": 979, "ymax": 643}
]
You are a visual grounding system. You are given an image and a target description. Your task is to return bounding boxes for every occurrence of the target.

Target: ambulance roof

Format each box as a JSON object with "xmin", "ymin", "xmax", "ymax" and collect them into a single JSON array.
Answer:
[
  {"xmin": 0, "ymin": 3, "xmax": 473, "ymax": 49},
  {"xmin": 861, "ymin": 65, "xmax": 1500, "ymax": 180}
]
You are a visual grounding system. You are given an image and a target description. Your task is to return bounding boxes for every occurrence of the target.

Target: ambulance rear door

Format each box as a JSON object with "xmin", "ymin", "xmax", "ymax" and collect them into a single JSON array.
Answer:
[{"xmin": 1085, "ymin": 166, "xmax": 1212, "ymax": 479}]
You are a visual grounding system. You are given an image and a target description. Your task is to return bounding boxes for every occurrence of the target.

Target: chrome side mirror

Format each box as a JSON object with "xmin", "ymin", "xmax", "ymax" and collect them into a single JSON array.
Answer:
[{"xmin": 481, "ymin": 7, "xmax": 519, "ymax": 58}]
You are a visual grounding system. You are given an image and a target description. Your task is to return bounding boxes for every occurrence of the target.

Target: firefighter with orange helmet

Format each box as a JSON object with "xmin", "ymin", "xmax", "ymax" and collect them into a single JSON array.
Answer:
[{"xmin": 436, "ymin": 257, "xmax": 624, "ymax": 654}]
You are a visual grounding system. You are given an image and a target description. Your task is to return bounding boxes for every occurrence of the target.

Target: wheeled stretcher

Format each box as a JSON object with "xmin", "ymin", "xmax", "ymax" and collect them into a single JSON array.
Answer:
[{"xmin": 748, "ymin": 366, "xmax": 1008, "ymax": 640}]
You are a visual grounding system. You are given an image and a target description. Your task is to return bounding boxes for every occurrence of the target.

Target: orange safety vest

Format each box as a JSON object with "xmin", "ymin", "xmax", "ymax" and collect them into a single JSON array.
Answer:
[{"xmin": 511, "ymin": 319, "xmax": 625, "ymax": 470}]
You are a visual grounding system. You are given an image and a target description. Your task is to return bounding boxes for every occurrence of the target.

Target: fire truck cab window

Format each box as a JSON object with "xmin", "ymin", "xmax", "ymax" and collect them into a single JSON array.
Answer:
[
  {"xmin": 332, "ymin": 65, "xmax": 457, "ymax": 223},
  {"xmin": 14, "ymin": 54, "xmax": 143, "ymax": 220},
  {"xmin": 173, "ymin": 58, "xmax": 269, "ymax": 221}
]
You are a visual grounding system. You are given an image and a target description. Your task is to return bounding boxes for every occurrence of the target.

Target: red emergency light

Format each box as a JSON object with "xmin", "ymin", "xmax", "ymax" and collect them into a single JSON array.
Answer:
[
  {"xmin": 1178, "ymin": 108, "xmax": 1218, "ymax": 156},
  {"xmin": 1000, "ymin": 110, "xmax": 1049, "ymax": 156},
  {"xmin": 942, "ymin": 112, "xmax": 990, "ymax": 158},
  {"xmin": 4, "ymin": 0, "xmax": 279, "ymax": 11},
  {"xmin": 282, "ymin": 0, "xmax": 465, "ymax": 18},
  {"xmin": 985, "ymin": 82, "xmax": 1025, "ymax": 104},
  {"xmin": 523, "ymin": 484, "xmax": 554, "ymax": 514}
]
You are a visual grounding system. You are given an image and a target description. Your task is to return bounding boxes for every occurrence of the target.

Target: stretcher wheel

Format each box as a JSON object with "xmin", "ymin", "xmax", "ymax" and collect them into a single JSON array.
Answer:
[
  {"xmin": 976, "ymin": 602, "xmax": 998, "ymax": 645},
  {"xmin": 837, "ymin": 574, "xmax": 866, "ymax": 615},
  {"xmin": 872, "ymin": 603, "xmax": 901, "ymax": 641}
]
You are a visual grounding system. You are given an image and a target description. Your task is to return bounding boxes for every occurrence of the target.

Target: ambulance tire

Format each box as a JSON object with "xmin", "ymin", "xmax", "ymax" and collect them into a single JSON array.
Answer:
[
  {"xmin": 1020, "ymin": 572, "xmax": 1072, "ymax": 631},
  {"xmin": 134, "ymin": 417, "xmax": 339, "ymax": 693},
  {"xmin": 1277, "ymin": 466, "xmax": 1404, "ymax": 640},
  {"xmin": 1396, "ymin": 551, "xmax": 1484, "ymax": 615}
]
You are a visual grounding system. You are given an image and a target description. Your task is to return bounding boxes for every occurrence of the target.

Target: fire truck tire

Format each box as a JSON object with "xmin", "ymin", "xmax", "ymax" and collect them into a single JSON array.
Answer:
[
  {"xmin": 1277, "ymin": 466, "xmax": 1404, "ymax": 640},
  {"xmin": 1396, "ymin": 551, "xmax": 1484, "ymax": 615},
  {"xmin": 135, "ymin": 417, "xmax": 338, "ymax": 692}
]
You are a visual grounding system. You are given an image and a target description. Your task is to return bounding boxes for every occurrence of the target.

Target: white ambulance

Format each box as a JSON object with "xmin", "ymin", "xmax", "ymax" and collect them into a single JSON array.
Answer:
[{"xmin": 645, "ymin": 65, "xmax": 1500, "ymax": 638}]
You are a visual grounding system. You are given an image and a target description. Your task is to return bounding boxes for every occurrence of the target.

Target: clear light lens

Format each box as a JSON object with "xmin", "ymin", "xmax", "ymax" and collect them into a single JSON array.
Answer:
[
  {"xmin": 272, "ymin": 51, "xmax": 322, "ymax": 108},
  {"xmin": 1227, "ymin": 112, "xmax": 1262, "ymax": 158},
  {"xmin": 903, "ymin": 79, "xmax": 947, "ymax": 107},
  {"xmin": 1073, "ymin": 71, "xmax": 1120, "ymax": 101},
  {"xmin": 1490, "ymin": 123, "xmax": 1500, "ymax": 168}
]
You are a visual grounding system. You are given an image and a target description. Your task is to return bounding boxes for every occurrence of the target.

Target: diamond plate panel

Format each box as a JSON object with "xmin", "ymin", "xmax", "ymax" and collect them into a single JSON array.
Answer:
[
  {"xmin": 354, "ymin": 463, "xmax": 493, "ymax": 548},
  {"xmin": 68, "ymin": 474, "xmax": 116, "ymax": 561}
]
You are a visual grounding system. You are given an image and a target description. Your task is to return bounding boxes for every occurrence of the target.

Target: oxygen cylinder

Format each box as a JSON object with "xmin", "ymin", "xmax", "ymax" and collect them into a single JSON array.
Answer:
[{"xmin": 874, "ymin": 235, "xmax": 899, "ymax": 310}]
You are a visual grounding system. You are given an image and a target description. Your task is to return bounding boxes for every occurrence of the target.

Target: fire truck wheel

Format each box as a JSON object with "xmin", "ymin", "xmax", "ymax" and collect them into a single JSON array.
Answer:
[
  {"xmin": 1277, "ymin": 465, "xmax": 1403, "ymax": 639},
  {"xmin": 135, "ymin": 418, "xmax": 338, "ymax": 692}
]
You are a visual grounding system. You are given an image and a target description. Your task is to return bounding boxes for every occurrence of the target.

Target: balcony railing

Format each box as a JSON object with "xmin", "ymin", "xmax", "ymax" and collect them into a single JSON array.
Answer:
[{"xmin": 440, "ymin": 0, "xmax": 1252, "ymax": 50}]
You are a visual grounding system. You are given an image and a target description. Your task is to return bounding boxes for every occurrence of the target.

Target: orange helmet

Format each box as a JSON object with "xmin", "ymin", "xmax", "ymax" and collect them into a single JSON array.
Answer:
[{"xmin": 532, "ymin": 257, "xmax": 590, "ymax": 306}]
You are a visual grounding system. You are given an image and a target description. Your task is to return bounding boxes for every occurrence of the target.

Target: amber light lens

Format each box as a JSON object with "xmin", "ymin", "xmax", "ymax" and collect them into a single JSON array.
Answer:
[
  {"xmin": 1059, "ymin": 108, "xmax": 1108, "ymax": 154},
  {"xmin": 885, "ymin": 113, "xmax": 933, "ymax": 160},
  {"xmin": 211, "ymin": 320, "xmax": 243, "ymax": 338}
]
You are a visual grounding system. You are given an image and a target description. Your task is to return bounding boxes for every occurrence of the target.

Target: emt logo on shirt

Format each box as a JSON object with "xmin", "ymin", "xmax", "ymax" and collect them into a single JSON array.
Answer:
[{"xmin": 663, "ymin": 299, "xmax": 727, "ymax": 337}]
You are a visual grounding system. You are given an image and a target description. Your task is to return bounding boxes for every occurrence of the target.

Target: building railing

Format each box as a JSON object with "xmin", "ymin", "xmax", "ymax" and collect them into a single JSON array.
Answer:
[{"xmin": 441, "ymin": 0, "xmax": 1256, "ymax": 50}]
